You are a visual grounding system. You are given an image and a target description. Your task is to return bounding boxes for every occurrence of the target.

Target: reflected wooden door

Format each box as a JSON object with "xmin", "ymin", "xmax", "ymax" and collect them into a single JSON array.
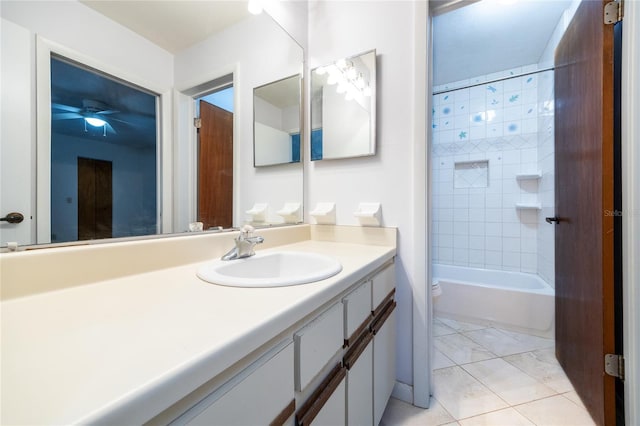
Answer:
[
  {"xmin": 554, "ymin": 1, "xmax": 620, "ymax": 425},
  {"xmin": 78, "ymin": 157, "xmax": 112, "ymax": 240},
  {"xmin": 198, "ymin": 100, "xmax": 233, "ymax": 229}
]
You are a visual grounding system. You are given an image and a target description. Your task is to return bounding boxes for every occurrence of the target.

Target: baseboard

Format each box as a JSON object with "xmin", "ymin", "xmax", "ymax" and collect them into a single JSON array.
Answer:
[{"xmin": 391, "ymin": 381, "xmax": 413, "ymax": 404}]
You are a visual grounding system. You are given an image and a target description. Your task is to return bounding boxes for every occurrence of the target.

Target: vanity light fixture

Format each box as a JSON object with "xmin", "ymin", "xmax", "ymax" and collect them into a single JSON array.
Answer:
[
  {"xmin": 248, "ymin": 0, "xmax": 263, "ymax": 15},
  {"xmin": 321, "ymin": 59, "xmax": 371, "ymax": 101}
]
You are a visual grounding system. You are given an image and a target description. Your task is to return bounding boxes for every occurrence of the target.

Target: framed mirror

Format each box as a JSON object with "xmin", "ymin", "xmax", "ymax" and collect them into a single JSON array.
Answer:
[
  {"xmin": 253, "ymin": 74, "xmax": 302, "ymax": 167},
  {"xmin": 0, "ymin": 1, "xmax": 305, "ymax": 249},
  {"xmin": 310, "ymin": 50, "xmax": 376, "ymax": 161}
]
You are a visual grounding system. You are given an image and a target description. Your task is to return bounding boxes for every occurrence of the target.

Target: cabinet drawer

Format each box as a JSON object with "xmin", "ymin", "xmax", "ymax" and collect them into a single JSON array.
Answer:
[
  {"xmin": 178, "ymin": 342, "xmax": 294, "ymax": 426},
  {"xmin": 295, "ymin": 303, "xmax": 344, "ymax": 392},
  {"xmin": 371, "ymin": 264, "xmax": 395, "ymax": 312},
  {"xmin": 343, "ymin": 280, "xmax": 372, "ymax": 345}
]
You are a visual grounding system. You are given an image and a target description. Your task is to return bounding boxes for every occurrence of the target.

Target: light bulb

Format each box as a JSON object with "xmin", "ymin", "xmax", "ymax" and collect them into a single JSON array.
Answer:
[
  {"xmin": 85, "ymin": 117, "xmax": 106, "ymax": 127},
  {"xmin": 248, "ymin": 0, "xmax": 263, "ymax": 15}
]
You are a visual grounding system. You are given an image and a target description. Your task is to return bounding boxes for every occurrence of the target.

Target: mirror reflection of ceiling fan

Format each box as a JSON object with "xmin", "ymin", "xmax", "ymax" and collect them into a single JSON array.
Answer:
[{"xmin": 51, "ymin": 99, "xmax": 131, "ymax": 136}]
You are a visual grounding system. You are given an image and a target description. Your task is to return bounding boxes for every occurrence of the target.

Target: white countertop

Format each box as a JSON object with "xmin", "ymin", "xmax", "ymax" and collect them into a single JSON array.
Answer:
[{"xmin": 1, "ymin": 240, "xmax": 395, "ymax": 425}]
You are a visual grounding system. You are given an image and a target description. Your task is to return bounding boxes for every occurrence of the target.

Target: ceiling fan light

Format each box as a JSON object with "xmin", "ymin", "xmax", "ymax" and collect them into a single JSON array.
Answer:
[{"xmin": 85, "ymin": 117, "xmax": 106, "ymax": 127}]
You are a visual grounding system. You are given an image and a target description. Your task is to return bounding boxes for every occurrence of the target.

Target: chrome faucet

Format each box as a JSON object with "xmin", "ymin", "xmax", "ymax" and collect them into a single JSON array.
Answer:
[{"xmin": 221, "ymin": 225, "xmax": 264, "ymax": 260}]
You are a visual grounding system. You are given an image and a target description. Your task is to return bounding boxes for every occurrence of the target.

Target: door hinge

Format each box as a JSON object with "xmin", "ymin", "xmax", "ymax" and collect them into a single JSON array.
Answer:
[
  {"xmin": 604, "ymin": 354, "xmax": 625, "ymax": 380},
  {"xmin": 604, "ymin": 0, "xmax": 623, "ymax": 24},
  {"xmin": 194, "ymin": 118, "xmax": 202, "ymax": 129}
]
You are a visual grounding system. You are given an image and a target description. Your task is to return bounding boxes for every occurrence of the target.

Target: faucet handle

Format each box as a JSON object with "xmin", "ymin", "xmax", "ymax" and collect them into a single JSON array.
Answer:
[{"xmin": 241, "ymin": 224, "xmax": 255, "ymax": 237}]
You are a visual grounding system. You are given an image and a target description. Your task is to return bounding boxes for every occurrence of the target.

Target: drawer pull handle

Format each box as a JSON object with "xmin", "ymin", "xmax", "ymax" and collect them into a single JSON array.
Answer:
[
  {"xmin": 372, "ymin": 300, "xmax": 396, "ymax": 335},
  {"xmin": 296, "ymin": 363, "xmax": 346, "ymax": 426}
]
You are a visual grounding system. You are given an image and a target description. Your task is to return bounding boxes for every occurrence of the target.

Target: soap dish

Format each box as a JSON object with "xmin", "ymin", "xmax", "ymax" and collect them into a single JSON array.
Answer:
[{"xmin": 353, "ymin": 202, "xmax": 382, "ymax": 227}]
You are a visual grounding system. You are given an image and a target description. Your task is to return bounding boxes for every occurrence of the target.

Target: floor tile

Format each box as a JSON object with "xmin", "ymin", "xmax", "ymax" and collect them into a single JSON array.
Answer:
[
  {"xmin": 438, "ymin": 317, "xmax": 488, "ymax": 332},
  {"xmin": 380, "ymin": 397, "xmax": 455, "ymax": 426},
  {"xmin": 561, "ymin": 390, "xmax": 587, "ymax": 409},
  {"xmin": 433, "ymin": 366, "xmax": 508, "ymax": 419},
  {"xmin": 433, "ymin": 347, "xmax": 457, "ymax": 369},
  {"xmin": 499, "ymin": 328, "xmax": 555, "ymax": 351},
  {"xmin": 463, "ymin": 327, "xmax": 545, "ymax": 357},
  {"xmin": 514, "ymin": 394, "xmax": 597, "ymax": 426},
  {"xmin": 435, "ymin": 333, "xmax": 496, "ymax": 365},
  {"xmin": 503, "ymin": 348, "xmax": 575, "ymax": 393},
  {"xmin": 434, "ymin": 318, "xmax": 458, "ymax": 336},
  {"xmin": 458, "ymin": 407, "xmax": 535, "ymax": 425},
  {"xmin": 462, "ymin": 358, "xmax": 556, "ymax": 405}
]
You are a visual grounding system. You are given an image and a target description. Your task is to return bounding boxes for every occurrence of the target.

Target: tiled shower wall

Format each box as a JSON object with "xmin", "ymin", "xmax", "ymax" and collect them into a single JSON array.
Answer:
[
  {"xmin": 431, "ymin": 67, "xmax": 554, "ymax": 281},
  {"xmin": 537, "ymin": 71, "xmax": 555, "ymax": 287}
]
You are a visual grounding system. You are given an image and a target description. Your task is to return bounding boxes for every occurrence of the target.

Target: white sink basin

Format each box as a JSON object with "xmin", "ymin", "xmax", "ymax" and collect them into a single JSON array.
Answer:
[{"xmin": 197, "ymin": 251, "xmax": 343, "ymax": 288}]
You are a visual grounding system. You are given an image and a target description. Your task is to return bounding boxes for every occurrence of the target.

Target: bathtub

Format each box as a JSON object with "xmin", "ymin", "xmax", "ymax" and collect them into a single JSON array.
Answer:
[{"xmin": 433, "ymin": 264, "xmax": 555, "ymax": 338}]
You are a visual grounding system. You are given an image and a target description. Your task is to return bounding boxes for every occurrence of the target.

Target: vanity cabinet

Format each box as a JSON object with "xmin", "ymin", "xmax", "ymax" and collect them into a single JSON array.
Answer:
[
  {"xmin": 295, "ymin": 303, "xmax": 344, "ymax": 392},
  {"xmin": 166, "ymin": 262, "xmax": 395, "ymax": 426}
]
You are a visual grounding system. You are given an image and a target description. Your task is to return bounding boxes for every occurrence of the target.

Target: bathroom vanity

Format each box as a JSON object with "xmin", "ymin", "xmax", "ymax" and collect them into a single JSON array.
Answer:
[{"xmin": 0, "ymin": 225, "xmax": 396, "ymax": 425}]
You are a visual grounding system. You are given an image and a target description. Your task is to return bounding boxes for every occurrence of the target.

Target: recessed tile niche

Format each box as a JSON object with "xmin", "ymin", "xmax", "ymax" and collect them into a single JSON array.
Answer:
[{"xmin": 454, "ymin": 160, "xmax": 489, "ymax": 189}]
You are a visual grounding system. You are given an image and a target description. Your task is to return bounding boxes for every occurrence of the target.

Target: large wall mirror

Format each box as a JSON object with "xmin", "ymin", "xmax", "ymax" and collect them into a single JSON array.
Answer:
[
  {"xmin": 0, "ymin": 1, "xmax": 304, "ymax": 249},
  {"xmin": 253, "ymin": 74, "xmax": 302, "ymax": 167},
  {"xmin": 310, "ymin": 50, "xmax": 376, "ymax": 161}
]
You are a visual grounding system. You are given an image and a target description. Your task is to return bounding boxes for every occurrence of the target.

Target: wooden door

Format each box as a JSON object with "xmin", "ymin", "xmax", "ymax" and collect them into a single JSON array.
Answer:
[
  {"xmin": 78, "ymin": 157, "xmax": 112, "ymax": 240},
  {"xmin": 198, "ymin": 100, "xmax": 233, "ymax": 229},
  {"xmin": 554, "ymin": 1, "xmax": 619, "ymax": 424}
]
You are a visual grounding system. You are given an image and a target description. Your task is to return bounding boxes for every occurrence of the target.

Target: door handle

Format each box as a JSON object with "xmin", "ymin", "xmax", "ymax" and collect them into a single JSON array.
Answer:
[
  {"xmin": 545, "ymin": 216, "xmax": 560, "ymax": 224},
  {"xmin": 0, "ymin": 212, "xmax": 24, "ymax": 224}
]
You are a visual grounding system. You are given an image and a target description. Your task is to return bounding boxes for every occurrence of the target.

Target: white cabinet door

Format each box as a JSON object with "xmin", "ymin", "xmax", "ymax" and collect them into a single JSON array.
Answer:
[
  {"xmin": 176, "ymin": 342, "xmax": 294, "ymax": 426},
  {"xmin": 373, "ymin": 307, "xmax": 396, "ymax": 426},
  {"xmin": 295, "ymin": 302, "xmax": 344, "ymax": 392},
  {"xmin": 311, "ymin": 379, "xmax": 346, "ymax": 426},
  {"xmin": 346, "ymin": 343, "xmax": 373, "ymax": 426}
]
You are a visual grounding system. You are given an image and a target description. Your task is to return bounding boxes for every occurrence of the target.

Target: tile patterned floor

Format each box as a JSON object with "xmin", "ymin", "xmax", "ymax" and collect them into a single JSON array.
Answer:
[{"xmin": 380, "ymin": 317, "xmax": 597, "ymax": 426}]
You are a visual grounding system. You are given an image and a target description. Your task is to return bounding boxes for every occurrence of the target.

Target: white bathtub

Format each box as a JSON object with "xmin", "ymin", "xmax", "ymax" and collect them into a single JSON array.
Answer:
[{"xmin": 433, "ymin": 264, "xmax": 555, "ymax": 338}]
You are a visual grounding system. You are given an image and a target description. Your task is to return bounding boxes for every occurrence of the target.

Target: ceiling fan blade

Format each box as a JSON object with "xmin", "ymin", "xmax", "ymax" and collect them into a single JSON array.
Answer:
[
  {"xmin": 52, "ymin": 112, "xmax": 82, "ymax": 120},
  {"xmin": 51, "ymin": 103, "xmax": 81, "ymax": 113},
  {"xmin": 105, "ymin": 122, "xmax": 117, "ymax": 135},
  {"xmin": 96, "ymin": 109, "xmax": 119, "ymax": 116}
]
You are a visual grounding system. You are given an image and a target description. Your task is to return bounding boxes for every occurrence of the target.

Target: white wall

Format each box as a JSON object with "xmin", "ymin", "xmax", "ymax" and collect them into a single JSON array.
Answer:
[
  {"xmin": 0, "ymin": 1, "xmax": 173, "ymax": 89},
  {"xmin": 307, "ymin": 0, "xmax": 427, "ymax": 392},
  {"xmin": 174, "ymin": 11, "xmax": 304, "ymax": 226},
  {"xmin": 0, "ymin": 18, "xmax": 35, "ymax": 246}
]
